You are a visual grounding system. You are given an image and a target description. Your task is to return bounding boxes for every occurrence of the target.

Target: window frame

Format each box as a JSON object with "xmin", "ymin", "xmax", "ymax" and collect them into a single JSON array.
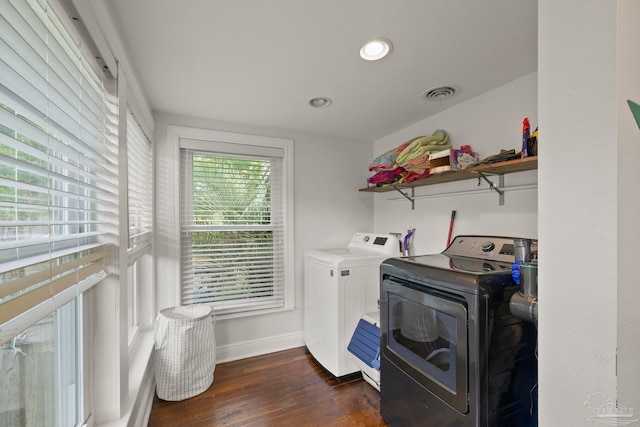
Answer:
[
  {"xmin": 169, "ymin": 126, "xmax": 294, "ymax": 319},
  {"xmin": 124, "ymin": 107, "xmax": 153, "ymax": 341}
]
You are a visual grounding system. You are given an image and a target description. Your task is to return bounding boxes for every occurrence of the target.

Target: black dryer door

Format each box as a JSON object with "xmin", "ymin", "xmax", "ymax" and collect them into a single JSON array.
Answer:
[{"xmin": 381, "ymin": 277, "xmax": 469, "ymax": 413}]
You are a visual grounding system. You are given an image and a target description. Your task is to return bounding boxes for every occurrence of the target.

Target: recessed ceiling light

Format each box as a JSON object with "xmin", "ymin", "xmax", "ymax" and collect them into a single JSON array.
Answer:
[
  {"xmin": 360, "ymin": 38, "xmax": 392, "ymax": 61},
  {"xmin": 309, "ymin": 97, "xmax": 332, "ymax": 108}
]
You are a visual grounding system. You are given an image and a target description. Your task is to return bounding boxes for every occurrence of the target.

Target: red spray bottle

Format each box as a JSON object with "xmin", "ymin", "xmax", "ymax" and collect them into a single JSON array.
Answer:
[{"xmin": 521, "ymin": 118, "xmax": 530, "ymax": 158}]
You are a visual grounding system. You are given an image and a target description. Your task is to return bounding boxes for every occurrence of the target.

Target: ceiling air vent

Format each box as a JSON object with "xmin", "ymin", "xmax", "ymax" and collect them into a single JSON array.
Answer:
[{"xmin": 422, "ymin": 86, "xmax": 458, "ymax": 101}]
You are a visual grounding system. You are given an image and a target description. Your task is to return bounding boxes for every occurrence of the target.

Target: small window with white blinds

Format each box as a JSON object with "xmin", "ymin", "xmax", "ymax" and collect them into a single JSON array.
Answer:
[
  {"xmin": 126, "ymin": 109, "xmax": 152, "ymax": 261},
  {"xmin": 180, "ymin": 135, "xmax": 292, "ymax": 316},
  {"xmin": 0, "ymin": 0, "xmax": 118, "ymax": 343}
]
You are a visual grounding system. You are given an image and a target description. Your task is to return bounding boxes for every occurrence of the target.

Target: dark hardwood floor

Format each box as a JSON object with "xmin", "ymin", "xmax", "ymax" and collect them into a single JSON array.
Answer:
[{"xmin": 148, "ymin": 346, "xmax": 387, "ymax": 426}]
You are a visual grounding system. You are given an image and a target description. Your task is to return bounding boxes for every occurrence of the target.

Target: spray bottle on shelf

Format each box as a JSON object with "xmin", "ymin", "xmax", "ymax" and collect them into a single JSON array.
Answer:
[{"xmin": 521, "ymin": 118, "xmax": 530, "ymax": 158}]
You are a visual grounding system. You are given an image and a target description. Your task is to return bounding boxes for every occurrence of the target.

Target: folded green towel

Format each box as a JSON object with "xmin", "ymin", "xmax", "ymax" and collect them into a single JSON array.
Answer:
[{"xmin": 396, "ymin": 130, "xmax": 450, "ymax": 166}]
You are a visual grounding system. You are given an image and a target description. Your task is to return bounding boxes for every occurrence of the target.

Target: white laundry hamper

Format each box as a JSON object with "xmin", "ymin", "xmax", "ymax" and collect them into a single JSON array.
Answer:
[{"xmin": 154, "ymin": 305, "xmax": 216, "ymax": 401}]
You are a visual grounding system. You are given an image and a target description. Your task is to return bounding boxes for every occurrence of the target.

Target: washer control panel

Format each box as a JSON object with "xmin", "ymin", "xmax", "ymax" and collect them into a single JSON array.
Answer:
[
  {"xmin": 443, "ymin": 235, "xmax": 532, "ymax": 263},
  {"xmin": 347, "ymin": 232, "xmax": 401, "ymax": 256}
]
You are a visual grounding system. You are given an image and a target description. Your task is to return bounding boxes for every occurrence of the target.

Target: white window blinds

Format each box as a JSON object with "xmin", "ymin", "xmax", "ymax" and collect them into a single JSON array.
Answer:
[
  {"xmin": 0, "ymin": 0, "xmax": 118, "ymax": 344},
  {"xmin": 126, "ymin": 109, "xmax": 152, "ymax": 260},
  {"xmin": 180, "ymin": 141, "xmax": 287, "ymax": 315}
]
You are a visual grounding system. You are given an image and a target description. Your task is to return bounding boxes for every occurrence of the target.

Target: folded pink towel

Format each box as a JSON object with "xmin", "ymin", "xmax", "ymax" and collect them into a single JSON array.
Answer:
[
  {"xmin": 403, "ymin": 169, "xmax": 431, "ymax": 183},
  {"xmin": 368, "ymin": 167, "xmax": 405, "ymax": 185}
]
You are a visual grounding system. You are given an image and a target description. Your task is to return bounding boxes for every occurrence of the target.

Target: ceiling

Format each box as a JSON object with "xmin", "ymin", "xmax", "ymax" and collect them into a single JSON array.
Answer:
[{"xmin": 104, "ymin": 0, "xmax": 538, "ymax": 141}]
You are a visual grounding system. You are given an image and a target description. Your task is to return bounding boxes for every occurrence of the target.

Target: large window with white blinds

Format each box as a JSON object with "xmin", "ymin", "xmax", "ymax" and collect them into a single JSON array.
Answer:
[
  {"xmin": 1, "ymin": 0, "xmax": 118, "ymax": 423},
  {"xmin": 0, "ymin": 0, "xmax": 118, "ymax": 343},
  {"xmin": 180, "ymin": 133, "xmax": 293, "ymax": 316}
]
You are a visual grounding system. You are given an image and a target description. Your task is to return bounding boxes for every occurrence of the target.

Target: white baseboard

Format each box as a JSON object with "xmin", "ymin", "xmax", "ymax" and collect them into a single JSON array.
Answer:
[{"xmin": 215, "ymin": 331, "xmax": 305, "ymax": 364}]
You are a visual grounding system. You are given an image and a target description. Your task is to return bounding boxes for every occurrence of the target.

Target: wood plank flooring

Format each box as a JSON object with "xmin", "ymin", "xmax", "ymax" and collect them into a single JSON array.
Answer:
[{"xmin": 147, "ymin": 346, "xmax": 387, "ymax": 427}]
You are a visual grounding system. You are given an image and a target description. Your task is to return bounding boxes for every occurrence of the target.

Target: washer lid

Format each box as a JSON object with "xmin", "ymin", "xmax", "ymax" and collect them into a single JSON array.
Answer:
[
  {"xmin": 305, "ymin": 247, "xmax": 392, "ymax": 268},
  {"xmin": 304, "ymin": 232, "xmax": 400, "ymax": 267}
]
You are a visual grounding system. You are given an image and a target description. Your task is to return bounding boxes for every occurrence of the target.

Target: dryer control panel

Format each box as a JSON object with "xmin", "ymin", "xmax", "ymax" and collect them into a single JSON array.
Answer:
[{"xmin": 444, "ymin": 235, "xmax": 536, "ymax": 263}]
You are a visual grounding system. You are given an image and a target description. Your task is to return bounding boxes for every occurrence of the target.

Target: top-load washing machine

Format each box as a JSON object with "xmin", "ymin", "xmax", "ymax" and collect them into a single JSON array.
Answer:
[{"xmin": 303, "ymin": 232, "xmax": 400, "ymax": 377}]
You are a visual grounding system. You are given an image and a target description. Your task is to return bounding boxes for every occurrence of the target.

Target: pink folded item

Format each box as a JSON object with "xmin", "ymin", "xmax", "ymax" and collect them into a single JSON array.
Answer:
[
  {"xmin": 403, "ymin": 157, "xmax": 430, "ymax": 174},
  {"xmin": 404, "ymin": 164, "xmax": 429, "ymax": 174},
  {"xmin": 403, "ymin": 169, "xmax": 431, "ymax": 183},
  {"xmin": 405, "ymin": 154, "xmax": 430, "ymax": 167},
  {"xmin": 368, "ymin": 167, "xmax": 405, "ymax": 185}
]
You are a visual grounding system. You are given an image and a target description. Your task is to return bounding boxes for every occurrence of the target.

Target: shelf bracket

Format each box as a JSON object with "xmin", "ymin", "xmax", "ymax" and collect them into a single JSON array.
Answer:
[
  {"xmin": 477, "ymin": 172, "xmax": 505, "ymax": 205},
  {"xmin": 391, "ymin": 186, "xmax": 415, "ymax": 210}
]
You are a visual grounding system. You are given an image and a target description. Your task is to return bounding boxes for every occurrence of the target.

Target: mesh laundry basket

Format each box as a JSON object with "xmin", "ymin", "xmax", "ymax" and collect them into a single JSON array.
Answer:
[{"xmin": 154, "ymin": 305, "xmax": 216, "ymax": 401}]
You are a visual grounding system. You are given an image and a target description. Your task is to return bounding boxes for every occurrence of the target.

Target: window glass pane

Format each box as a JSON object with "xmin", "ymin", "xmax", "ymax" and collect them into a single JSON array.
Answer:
[
  {"xmin": 191, "ymin": 155, "xmax": 271, "ymax": 226},
  {"xmin": 0, "ymin": 299, "xmax": 79, "ymax": 427},
  {"xmin": 187, "ymin": 230, "xmax": 276, "ymax": 304}
]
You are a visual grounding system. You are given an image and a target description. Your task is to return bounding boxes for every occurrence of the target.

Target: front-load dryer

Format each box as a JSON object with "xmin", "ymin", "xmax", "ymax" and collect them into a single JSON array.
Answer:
[{"xmin": 303, "ymin": 233, "xmax": 399, "ymax": 377}]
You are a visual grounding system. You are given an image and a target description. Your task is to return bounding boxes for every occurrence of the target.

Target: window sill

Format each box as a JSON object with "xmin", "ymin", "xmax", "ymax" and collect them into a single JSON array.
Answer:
[{"xmin": 213, "ymin": 304, "xmax": 296, "ymax": 321}]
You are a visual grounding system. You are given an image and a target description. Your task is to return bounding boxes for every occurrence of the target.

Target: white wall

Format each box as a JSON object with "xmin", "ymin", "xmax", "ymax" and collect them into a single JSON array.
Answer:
[
  {"xmin": 154, "ymin": 112, "xmax": 374, "ymax": 361},
  {"xmin": 617, "ymin": 0, "xmax": 640, "ymax": 411},
  {"xmin": 538, "ymin": 1, "xmax": 617, "ymax": 421},
  {"xmin": 539, "ymin": 0, "xmax": 640, "ymax": 424},
  {"xmin": 372, "ymin": 73, "xmax": 539, "ymax": 254}
]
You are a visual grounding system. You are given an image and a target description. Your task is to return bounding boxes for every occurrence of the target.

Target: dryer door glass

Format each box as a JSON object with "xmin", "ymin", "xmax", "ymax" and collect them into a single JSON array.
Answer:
[{"xmin": 381, "ymin": 278, "xmax": 469, "ymax": 413}]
